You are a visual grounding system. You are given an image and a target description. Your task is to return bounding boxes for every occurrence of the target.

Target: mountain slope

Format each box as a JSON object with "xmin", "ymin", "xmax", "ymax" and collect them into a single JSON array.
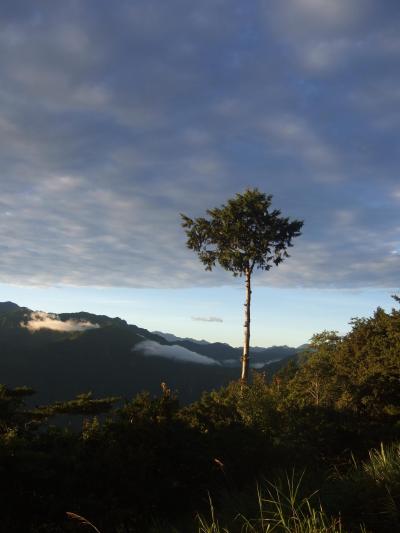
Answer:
[
  {"xmin": 0, "ymin": 302, "xmax": 298, "ymax": 404},
  {"xmin": 0, "ymin": 301, "xmax": 20, "ymax": 313}
]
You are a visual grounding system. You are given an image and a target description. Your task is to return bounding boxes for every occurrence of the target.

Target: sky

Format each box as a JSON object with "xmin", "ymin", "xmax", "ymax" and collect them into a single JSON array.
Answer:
[{"xmin": 0, "ymin": 0, "xmax": 399, "ymax": 347}]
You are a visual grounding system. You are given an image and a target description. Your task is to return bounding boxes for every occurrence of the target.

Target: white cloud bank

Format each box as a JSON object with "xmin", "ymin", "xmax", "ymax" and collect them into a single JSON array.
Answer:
[
  {"xmin": 134, "ymin": 340, "xmax": 220, "ymax": 366},
  {"xmin": 22, "ymin": 311, "xmax": 99, "ymax": 332}
]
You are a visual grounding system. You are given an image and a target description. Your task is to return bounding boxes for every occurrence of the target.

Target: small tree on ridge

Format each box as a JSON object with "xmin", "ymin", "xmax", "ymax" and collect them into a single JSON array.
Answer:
[{"xmin": 181, "ymin": 188, "xmax": 303, "ymax": 382}]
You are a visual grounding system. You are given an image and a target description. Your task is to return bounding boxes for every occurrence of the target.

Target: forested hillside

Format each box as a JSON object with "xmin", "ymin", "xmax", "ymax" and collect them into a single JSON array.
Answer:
[
  {"xmin": 1, "ymin": 300, "xmax": 399, "ymax": 531},
  {"xmin": 0, "ymin": 302, "xmax": 293, "ymax": 404}
]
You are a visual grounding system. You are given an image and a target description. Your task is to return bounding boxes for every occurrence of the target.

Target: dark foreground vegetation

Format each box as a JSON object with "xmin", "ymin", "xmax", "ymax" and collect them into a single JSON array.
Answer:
[{"xmin": 1, "ymin": 301, "xmax": 400, "ymax": 532}]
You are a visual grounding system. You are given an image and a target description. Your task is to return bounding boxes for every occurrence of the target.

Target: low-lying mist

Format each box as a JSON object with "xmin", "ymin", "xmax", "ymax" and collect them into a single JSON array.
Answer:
[
  {"xmin": 21, "ymin": 311, "xmax": 100, "ymax": 333},
  {"xmin": 134, "ymin": 340, "xmax": 221, "ymax": 366}
]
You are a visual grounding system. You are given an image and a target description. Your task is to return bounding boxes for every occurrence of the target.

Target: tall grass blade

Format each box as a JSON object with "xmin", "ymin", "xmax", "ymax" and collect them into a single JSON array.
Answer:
[{"xmin": 66, "ymin": 511, "xmax": 102, "ymax": 533}]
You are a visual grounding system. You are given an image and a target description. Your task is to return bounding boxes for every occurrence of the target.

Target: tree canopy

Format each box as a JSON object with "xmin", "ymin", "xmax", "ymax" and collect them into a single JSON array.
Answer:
[{"xmin": 181, "ymin": 188, "xmax": 304, "ymax": 277}]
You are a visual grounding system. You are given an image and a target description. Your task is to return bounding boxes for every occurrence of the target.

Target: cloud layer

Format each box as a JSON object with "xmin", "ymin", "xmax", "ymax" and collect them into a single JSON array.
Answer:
[
  {"xmin": 22, "ymin": 311, "xmax": 99, "ymax": 332},
  {"xmin": 134, "ymin": 340, "xmax": 220, "ymax": 366},
  {"xmin": 0, "ymin": 1, "xmax": 399, "ymax": 289}
]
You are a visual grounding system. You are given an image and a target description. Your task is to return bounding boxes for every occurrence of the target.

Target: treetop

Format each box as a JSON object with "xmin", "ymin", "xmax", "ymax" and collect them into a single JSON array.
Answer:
[{"xmin": 181, "ymin": 188, "xmax": 303, "ymax": 276}]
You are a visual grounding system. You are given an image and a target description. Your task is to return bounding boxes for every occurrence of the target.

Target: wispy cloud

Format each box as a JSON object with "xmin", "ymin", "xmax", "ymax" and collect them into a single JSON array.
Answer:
[
  {"xmin": 22, "ymin": 311, "xmax": 99, "ymax": 332},
  {"xmin": 134, "ymin": 340, "xmax": 220, "ymax": 365},
  {"xmin": 191, "ymin": 316, "xmax": 223, "ymax": 323}
]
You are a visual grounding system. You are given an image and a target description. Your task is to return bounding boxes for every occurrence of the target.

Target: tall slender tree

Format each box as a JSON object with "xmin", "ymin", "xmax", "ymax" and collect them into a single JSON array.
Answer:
[{"xmin": 181, "ymin": 189, "xmax": 303, "ymax": 382}]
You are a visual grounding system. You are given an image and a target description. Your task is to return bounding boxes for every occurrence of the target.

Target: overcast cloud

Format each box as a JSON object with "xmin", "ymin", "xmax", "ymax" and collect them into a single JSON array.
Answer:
[{"xmin": 0, "ymin": 1, "xmax": 399, "ymax": 289}]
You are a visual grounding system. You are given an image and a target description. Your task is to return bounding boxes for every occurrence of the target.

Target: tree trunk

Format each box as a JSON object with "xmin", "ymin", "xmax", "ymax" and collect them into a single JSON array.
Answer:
[{"xmin": 241, "ymin": 269, "xmax": 251, "ymax": 382}]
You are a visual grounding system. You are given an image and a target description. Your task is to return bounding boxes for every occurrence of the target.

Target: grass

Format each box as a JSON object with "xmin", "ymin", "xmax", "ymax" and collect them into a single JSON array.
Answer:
[
  {"xmin": 64, "ymin": 443, "xmax": 400, "ymax": 532},
  {"xmin": 197, "ymin": 472, "xmax": 344, "ymax": 533},
  {"xmin": 353, "ymin": 441, "xmax": 400, "ymax": 528},
  {"xmin": 66, "ymin": 512, "xmax": 102, "ymax": 533},
  {"xmin": 362, "ymin": 442, "xmax": 400, "ymax": 488}
]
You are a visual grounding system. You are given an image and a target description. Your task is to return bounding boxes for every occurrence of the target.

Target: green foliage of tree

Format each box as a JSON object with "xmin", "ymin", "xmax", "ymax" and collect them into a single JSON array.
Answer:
[
  {"xmin": 284, "ymin": 307, "xmax": 400, "ymax": 420},
  {"xmin": 0, "ymin": 384, "xmax": 44, "ymax": 435},
  {"xmin": 181, "ymin": 189, "xmax": 303, "ymax": 381},
  {"xmin": 284, "ymin": 331, "xmax": 341, "ymax": 409},
  {"xmin": 42, "ymin": 391, "xmax": 120, "ymax": 416},
  {"xmin": 333, "ymin": 307, "xmax": 400, "ymax": 417}
]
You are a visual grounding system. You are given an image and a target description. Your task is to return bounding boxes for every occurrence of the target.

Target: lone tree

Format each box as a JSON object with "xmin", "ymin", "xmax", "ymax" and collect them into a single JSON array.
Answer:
[{"xmin": 181, "ymin": 188, "xmax": 303, "ymax": 382}]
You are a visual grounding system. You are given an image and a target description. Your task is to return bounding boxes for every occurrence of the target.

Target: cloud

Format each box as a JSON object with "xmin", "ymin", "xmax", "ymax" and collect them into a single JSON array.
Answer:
[
  {"xmin": 265, "ymin": 0, "xmax": 376, "ymax": 39},
  {"xmin": 0, "ymin": 2, "xmax": 399, "ymax": 290},
  {"xmin": 191, "ymin": 316, "xmax": 223, "ymax": 323},
  {"xmin": 134, "ymin": 340, "xmax": 220, "ymax": 365},
  {"xmin": 260, "ymin": 114, "xmax": 338, "ymax": 173},
  {"xmin": 22, "ymin": 311, "xmax": 99, "ymax": 332}
]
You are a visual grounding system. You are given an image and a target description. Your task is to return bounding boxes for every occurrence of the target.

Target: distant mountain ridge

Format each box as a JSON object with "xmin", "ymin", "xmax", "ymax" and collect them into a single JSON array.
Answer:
[
  {"xmin": 153, "ymin": 331, "xmax": 211, "ymax": 345},
  {"xmin": 155, "ymin": 330, "xmax": 305, "ymax": 353},
  {"xmin": 154, "ymin": 331, "xmax": 304, "ymax": 365},
  {"xmin": 0, "ymin": 302, "xmax": 302, "ymax": 404}
]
